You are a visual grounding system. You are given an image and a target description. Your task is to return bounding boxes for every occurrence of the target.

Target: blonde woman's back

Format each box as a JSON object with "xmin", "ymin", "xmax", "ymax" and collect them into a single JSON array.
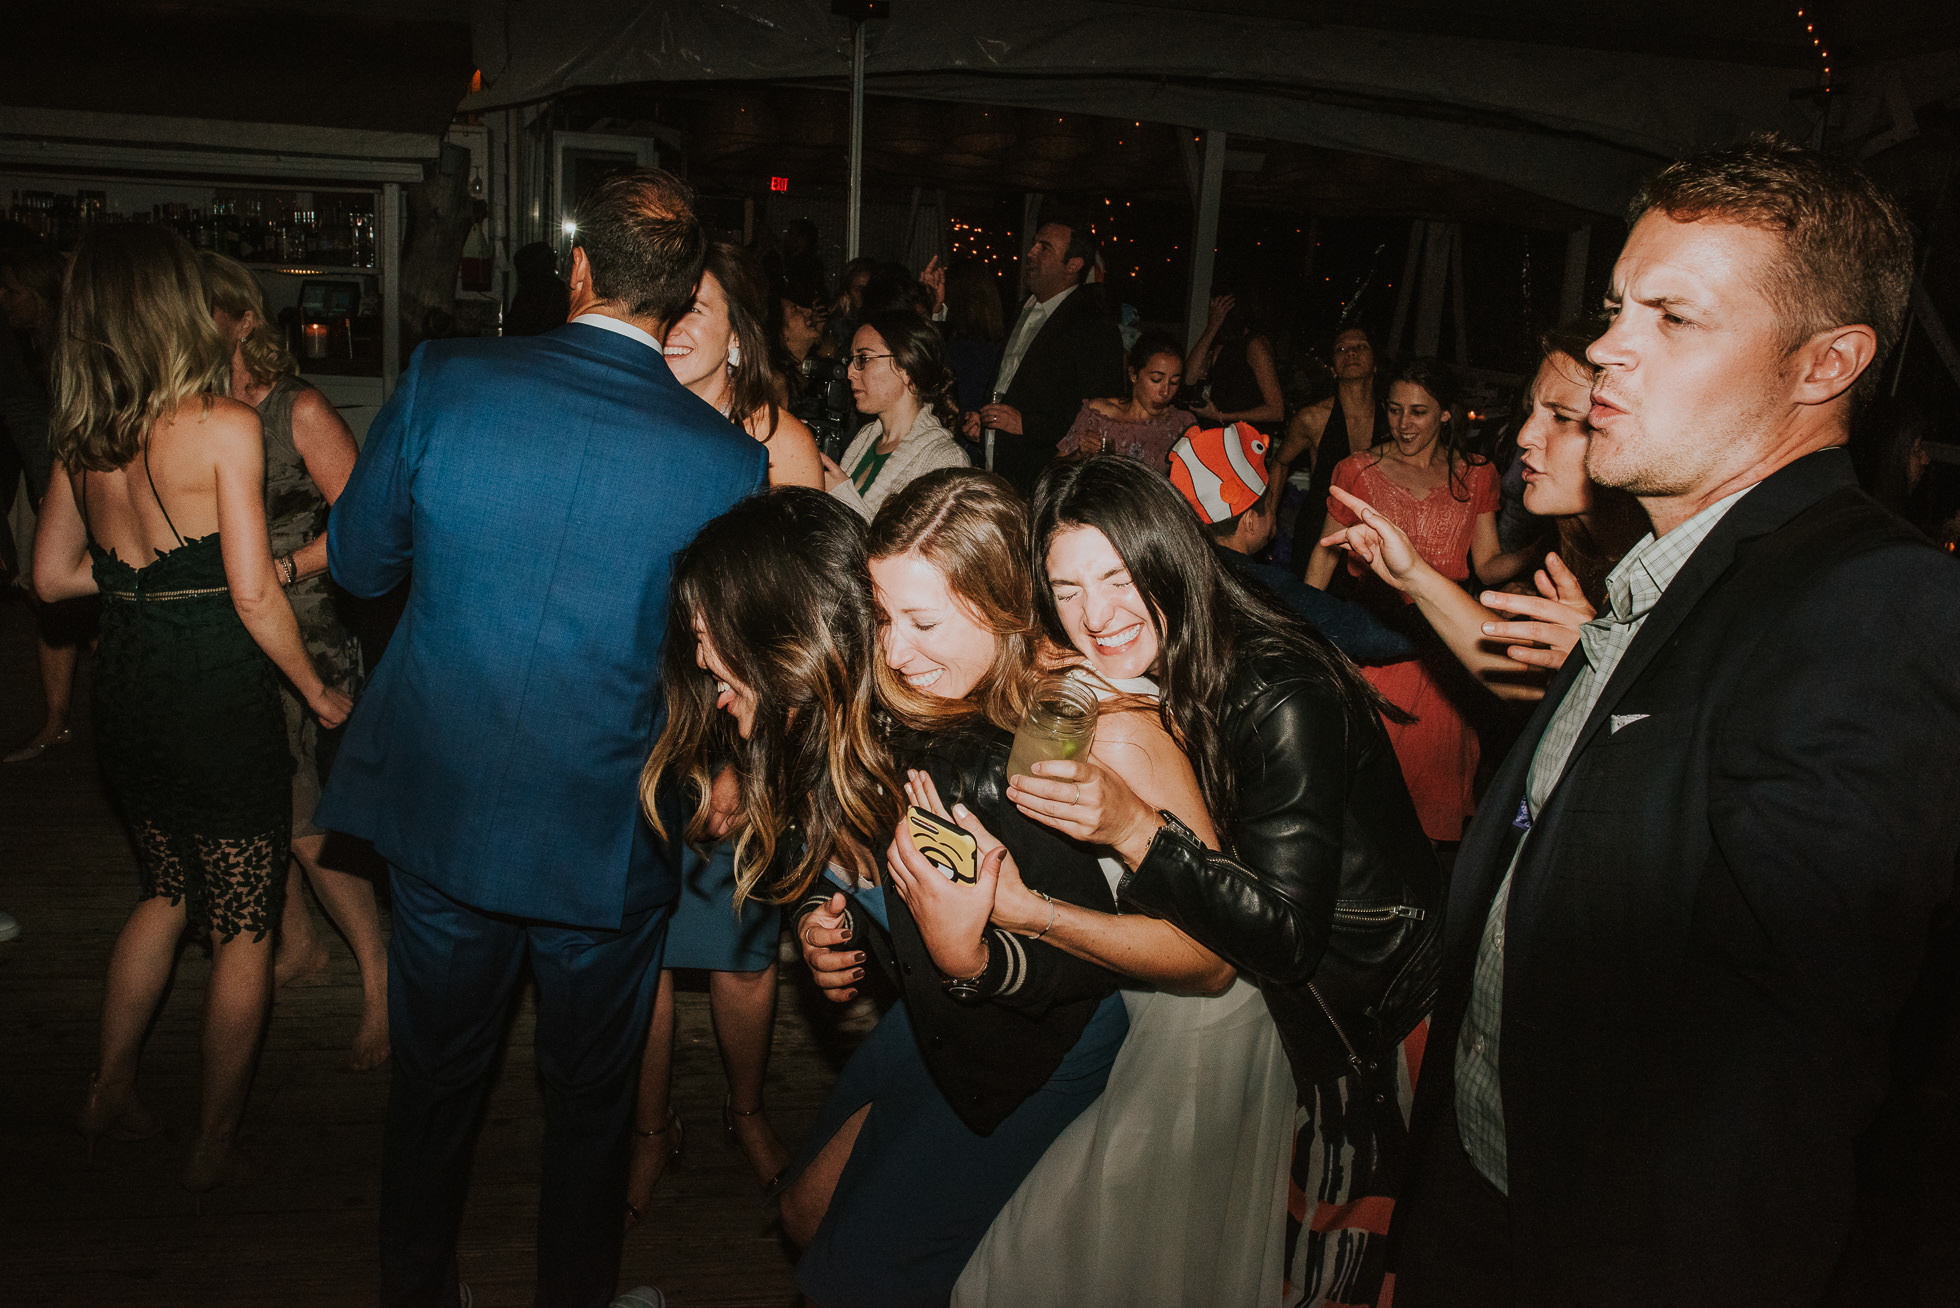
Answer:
[{"xmin": 73, "ymin": 395, "xmax": 263, "ymax": 572}]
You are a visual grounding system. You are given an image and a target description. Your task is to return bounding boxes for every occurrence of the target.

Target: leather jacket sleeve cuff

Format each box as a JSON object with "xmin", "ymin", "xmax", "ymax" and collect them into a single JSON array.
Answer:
[{"xmin": 1117, "ymin": 810, "xmax": 1203, "ymax": 917}]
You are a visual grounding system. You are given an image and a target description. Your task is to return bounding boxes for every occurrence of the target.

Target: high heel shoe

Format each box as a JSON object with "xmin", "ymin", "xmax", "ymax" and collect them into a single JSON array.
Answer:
[
  {"xmin": 723, "ymin": 1094, "xmax": 790, "ymax": 1192},
  {"xmin": 4, "ymin": 726, "xmax": 72, "ymax": 765},
  {"xmin": 78, "ymin": 1073, "xmax": 160, "ymax": 1160},
  {"xmin": 624, "ymin": 1110, "xmax": 683, "ymax": 1227},
  {"xmin": 182, "ymin": 1131, "xmax": 254, "ymax": 1196}
]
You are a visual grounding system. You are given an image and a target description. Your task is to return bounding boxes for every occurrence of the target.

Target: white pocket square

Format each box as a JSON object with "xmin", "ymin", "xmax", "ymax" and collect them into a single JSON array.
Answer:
[{"xmin": 1610, "ymin": 713, "xmax": 1650, "ymax": 734}]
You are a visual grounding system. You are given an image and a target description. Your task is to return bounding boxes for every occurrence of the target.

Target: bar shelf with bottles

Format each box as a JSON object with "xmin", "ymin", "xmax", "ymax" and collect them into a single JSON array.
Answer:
[
  {"xmin": 8, "ymin": 183, "xmax": 384, "ymax": 375},
  {"xmin": 8, "ymin": 185, "xmax": 377, "ymax": 267}
]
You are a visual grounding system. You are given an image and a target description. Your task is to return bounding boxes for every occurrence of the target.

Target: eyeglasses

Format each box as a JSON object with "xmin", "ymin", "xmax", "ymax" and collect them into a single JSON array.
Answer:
[{"xmin": 847, "ymin": 352, "xmax": 895, "ymax": 371}]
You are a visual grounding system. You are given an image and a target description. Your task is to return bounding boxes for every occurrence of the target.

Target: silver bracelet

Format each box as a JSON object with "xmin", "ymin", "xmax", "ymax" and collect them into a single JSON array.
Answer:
[
  {"xmin": 1028, "ymin": 890, "xmax": 1056, "ymax": 942},
  {"xmin": 276, "ymin": 554, "xmax": 297, "ymax": 587}
]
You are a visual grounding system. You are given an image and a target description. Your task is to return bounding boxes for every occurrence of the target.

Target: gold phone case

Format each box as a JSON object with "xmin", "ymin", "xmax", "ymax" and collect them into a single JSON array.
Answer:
[{"xmin": 907, "ymin": 805, "xmax": 981, "ymax": 885}]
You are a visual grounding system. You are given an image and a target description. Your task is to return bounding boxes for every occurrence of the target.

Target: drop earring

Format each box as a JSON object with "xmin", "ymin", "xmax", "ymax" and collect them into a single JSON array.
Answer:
[{"xmin": 727, "ymin": 341, "xmax": 742, "ymax": 368}]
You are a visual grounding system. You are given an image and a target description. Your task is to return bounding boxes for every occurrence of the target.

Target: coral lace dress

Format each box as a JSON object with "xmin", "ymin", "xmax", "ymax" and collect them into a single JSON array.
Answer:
[{"xmin": 1328, "ymin": 451, "xmax": 1499, "ymax": 841}]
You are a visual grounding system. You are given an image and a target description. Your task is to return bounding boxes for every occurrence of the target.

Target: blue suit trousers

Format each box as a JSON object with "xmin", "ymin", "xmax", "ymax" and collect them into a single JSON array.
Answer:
[{"xmin": 379, "ymin": 866, "xmax": 671, "ymax": 1308}]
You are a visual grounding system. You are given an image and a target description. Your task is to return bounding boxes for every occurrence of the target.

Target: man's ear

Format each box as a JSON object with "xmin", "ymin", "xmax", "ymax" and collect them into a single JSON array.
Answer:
[{"xmin": 1795, "ymin": 323, "xmax": 1879, "ymax": 407}]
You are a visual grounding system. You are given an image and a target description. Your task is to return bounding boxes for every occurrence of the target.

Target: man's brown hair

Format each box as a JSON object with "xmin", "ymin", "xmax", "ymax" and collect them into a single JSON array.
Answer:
[
  {"xmin": 571, "ymin": 168, "xmax": 705, "ymax": 328},
  {"xmin": 1629, "ymin": 135, "xmax": 1914, "ymax": 403}
]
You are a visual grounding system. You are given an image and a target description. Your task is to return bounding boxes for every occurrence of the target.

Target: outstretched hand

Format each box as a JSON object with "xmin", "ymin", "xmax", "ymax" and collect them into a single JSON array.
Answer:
[
  {"xmin": 1477, "ymin": 552, "xmax": 1594, "ymax": 670},
  {"xmin": 919, "ymin": 255, "xmax": 946, "ymax": 312},
  {"xmin": 1321, "ymin": 484, "xmax": 1426, "ymax": 590}
]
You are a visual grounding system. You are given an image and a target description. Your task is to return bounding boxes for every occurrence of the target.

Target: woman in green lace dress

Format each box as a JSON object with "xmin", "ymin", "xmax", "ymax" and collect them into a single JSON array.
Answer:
[
  {"xmin": 33, "ymin": 226, "xmax": 351, "ymax": 1193},
  {"xmin": 200, "ymin": 253, "xmax": 386, "ymax": 1071}
]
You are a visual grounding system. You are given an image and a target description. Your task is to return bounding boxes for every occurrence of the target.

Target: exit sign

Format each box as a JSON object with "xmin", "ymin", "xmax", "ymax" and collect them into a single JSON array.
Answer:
[{"xmin": 770, "ymin": 176, "xmax": 789, "ymax": 192}]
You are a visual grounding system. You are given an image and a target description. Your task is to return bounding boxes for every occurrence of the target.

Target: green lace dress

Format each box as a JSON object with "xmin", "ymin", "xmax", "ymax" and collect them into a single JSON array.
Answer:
[{"xmin": 87, "ymin": 454, "xmax": 293, "ymax": 942}]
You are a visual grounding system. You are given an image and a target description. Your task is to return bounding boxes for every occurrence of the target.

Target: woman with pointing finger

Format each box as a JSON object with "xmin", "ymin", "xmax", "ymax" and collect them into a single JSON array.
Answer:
[{"xmin": 1319, "ymin": 323, "xmax": 1647, "ymax": 702}]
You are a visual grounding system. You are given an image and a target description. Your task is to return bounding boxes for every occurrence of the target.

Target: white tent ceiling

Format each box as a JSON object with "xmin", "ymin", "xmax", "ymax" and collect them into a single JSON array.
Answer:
[{"xmin": 461, "ymin": 0, "xmax": 1960, "ymax": 216}]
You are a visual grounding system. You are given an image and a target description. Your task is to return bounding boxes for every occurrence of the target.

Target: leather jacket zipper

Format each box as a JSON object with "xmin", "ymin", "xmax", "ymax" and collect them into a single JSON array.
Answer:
[{"xmin": 1332, "ymin": 903, "xmax": 1428, "ymax": 923}]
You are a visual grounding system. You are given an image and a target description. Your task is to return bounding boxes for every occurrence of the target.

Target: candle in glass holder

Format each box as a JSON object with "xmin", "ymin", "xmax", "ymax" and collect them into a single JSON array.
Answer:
[{"xmin": 301, "ymin": 322, "xmax": 329, "ymax": 360}]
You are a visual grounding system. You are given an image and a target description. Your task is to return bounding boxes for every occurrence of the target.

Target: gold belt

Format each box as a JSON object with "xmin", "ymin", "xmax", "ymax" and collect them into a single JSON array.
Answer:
[{"xmin": 102, "ymin": 586, "xmax": 230, "ymax": 601}]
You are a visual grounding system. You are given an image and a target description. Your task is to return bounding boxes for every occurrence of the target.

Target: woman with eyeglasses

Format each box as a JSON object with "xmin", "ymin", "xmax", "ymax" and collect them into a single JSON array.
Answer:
[{"xmin": 822, "ymin": 310, "xmax": 968, "ymax": 517}]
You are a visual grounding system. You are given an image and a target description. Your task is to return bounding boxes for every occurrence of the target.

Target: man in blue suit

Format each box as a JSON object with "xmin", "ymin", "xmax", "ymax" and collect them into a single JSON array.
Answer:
[{"xmin": 317, "ymin": 169, "xmax": 766, "ymax": 1308}]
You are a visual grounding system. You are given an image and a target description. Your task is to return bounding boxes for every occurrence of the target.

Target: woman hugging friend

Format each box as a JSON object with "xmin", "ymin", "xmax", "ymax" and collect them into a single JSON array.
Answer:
[{"xmin": 647, "ymin": 450, "xmax": 1440, "ymax": 1307}]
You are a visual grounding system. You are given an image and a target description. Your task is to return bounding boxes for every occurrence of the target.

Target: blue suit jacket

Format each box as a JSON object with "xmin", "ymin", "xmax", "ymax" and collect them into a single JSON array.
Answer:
[{"xmin": 316, "ymin": 322, "xmax": 767, "ymax": 928}]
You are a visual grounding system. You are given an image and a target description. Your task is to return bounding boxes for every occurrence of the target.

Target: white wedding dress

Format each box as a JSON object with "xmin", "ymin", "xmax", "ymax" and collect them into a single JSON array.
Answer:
[{"xmin": 952, "ymin": 676, "xmax": 1295, "ymax": 1307}]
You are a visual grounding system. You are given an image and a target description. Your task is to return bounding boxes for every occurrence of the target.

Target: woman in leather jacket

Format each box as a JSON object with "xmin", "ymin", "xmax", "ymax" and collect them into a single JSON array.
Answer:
[{"xmin": 991, "ymin": 454, "xmax": 1442, "ymax": 1307}]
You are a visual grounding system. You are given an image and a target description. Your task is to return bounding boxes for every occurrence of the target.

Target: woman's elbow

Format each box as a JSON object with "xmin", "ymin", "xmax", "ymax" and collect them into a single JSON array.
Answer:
[{"xmin": 1194, "ymin": 960, "xmax": 1237, "ymax": 997}]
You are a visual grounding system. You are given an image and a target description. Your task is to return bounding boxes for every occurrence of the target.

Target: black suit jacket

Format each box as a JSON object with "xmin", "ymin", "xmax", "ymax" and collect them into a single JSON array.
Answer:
[
  {"xmin": 994, "ymin": 286, "xmax": 1126, "ymax": 494},
  {"xmin": 1399, "ymin": 448, "xmax": 1960, "ymax": 1305}
]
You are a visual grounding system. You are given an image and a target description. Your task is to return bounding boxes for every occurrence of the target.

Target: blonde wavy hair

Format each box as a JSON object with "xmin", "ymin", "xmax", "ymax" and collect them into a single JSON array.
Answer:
[
  {"xmin": 51, "ymin": 226, "xmax": 229, "ymax": 472},
  {"xmin": 198, "ymin": 250, "xmax": 298, "ymax": 387}
]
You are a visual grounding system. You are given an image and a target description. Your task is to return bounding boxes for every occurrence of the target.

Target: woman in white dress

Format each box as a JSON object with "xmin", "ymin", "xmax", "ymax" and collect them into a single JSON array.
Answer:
[
  {"xmin": 893, "ymin": 510, "xmax": 1297, "ymax": 1298},
  {"xmin": 922, "ymin": 448, "xmax": 1439, "ymax": 1308}
]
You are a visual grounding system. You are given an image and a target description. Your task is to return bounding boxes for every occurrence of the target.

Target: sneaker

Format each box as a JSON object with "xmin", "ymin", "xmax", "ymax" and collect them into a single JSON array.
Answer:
[
  {"xmin": 611, "ymin": 1289, "xmax": 665, "ymax": 1308},
  {"xmin": 0, "ymin": 912, "xmax": 19, "ymax": 943}
]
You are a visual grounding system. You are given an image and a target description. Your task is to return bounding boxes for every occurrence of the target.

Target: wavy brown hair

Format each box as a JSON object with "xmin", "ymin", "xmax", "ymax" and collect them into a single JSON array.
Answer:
[
  {"xmin": 51, "ymin": 225, "xmax": 229, "ymax": 472},
  {"xmin": 642, "ymin": 488, "xmax": 899, "ymax": 908},
  {"xmin": 700, "ymin": 242, "xmax": 787, "ymax": 440},
  {"xmin": 866, "ymin": 467, "xmax": 1037, "ymax": 733},
  {"xmin": 198, "ymin": 251, "xmax": 298, "ymax": 388}
]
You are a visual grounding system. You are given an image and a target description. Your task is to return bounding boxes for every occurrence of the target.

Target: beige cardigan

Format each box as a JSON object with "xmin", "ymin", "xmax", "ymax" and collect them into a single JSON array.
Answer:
[{"xmin": 830, "ymin": 409, "xmax": 970, "ymax": 519}]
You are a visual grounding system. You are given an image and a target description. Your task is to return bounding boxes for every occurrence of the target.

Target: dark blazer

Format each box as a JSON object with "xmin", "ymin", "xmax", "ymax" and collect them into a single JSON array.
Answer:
[
  {"xmin": 994, "ymin": 286, "xmax": 1126, "ymax": 494},
  {"xmin": 319, "ymin": 321, "xmax": 767, "ymax": 928},
  {"xmin": 1398, "ymin": 447, "xmax": 1960, "ymax": 1305},
  {"xmin": 795, "ymin": 724, "xmax": 1122, "ymax": 1134}
]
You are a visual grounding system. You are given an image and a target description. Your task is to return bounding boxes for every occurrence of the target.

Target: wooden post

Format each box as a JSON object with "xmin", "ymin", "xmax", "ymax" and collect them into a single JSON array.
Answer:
[
  {"xmin": 1559, "ymin": 225, "xmax": 1592, "ymax": 324},
  {"xmin": 1389, "ymin": 219, "xmax": 1423, "ymax": 355},
  {"xmin": 1413, "ymin": 219, "xmax": 1452, "ymax": 358},
  {"xmin": 381, "ymin": 181, "xmax": 401, "ymax": 400}
]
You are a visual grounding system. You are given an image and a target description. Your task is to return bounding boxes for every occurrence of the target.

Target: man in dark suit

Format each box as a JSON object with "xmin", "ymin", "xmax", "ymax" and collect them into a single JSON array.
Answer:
[
  {"xmin": 961, "ymin": 217, "xmax": 1125, "ymax": 495},
  {"xmin": 318, "ymin": 170, "xmax": 766, "ymax": 1308},
  {"xmin": 1392, "ymin": 138, "xmax": 1960, "ymax": 1306}
]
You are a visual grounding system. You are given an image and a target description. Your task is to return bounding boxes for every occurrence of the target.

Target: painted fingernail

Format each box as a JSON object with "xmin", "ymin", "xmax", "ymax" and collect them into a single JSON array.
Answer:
[
  {"xmin": 852, "ymin": 968, "xmax": 865, "ymax": 980},
  {"xmin": 1482, "ymin": 623, "xmax": 1495, "ymax": 633},
  {"xmin": 853, "ymin": 952, "xmax": 866, "ymax": 964}
]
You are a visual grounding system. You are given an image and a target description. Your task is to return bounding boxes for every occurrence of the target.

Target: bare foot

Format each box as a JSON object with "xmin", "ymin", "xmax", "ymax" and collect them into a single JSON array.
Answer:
[
  {"xmin": 349, "ymin": 1003, "xmax": 391, "ymax": 1072},
  {"xmin": 274, "ymin": 940, "xmax": 331, "ymax": 988}
]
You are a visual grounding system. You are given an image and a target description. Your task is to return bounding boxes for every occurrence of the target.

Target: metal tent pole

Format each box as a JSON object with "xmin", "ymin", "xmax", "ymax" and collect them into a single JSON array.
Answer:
[{"xmin": 847, "ymin": 19, "xmax": 866, "ymax": 260}]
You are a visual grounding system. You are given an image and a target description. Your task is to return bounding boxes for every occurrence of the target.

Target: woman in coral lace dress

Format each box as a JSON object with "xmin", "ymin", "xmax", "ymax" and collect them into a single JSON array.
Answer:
[{"xmin": 1304, "ymin": 357, "xmax": 1533, "ymax": 842}]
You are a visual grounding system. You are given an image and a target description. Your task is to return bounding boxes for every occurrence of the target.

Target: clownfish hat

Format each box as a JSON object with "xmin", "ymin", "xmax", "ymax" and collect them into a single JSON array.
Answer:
[{"xmin": 1168, "ymin": 422, "xmax": 1270, "ymax": 523}]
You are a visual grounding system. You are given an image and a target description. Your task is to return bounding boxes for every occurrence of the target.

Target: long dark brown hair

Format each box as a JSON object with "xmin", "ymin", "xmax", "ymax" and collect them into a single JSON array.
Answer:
[
  {"xmin": 642, "ymin": 488, "xmax": 900, "ymax": 907},
  {"xmin": 702, "ymin": 242, "xmax": 787, "ymax": 440},
  {"xmin": 1030, "ymin": 455, "xmax": 1395, "ymax": 846},
  {"xmin": 866, "ymin": 468, "xmax": 1037, "ymax": 733}
]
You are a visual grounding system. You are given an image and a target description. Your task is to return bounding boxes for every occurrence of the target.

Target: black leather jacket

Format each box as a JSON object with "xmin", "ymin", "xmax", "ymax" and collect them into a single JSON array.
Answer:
[
  {"xmin": 795, "ymin": 723, "xmax": 1123, "ymax": 1135},
  {"xmin": 1118, "ymin": 648, "xmax": 1441, "ymax": 1093}
]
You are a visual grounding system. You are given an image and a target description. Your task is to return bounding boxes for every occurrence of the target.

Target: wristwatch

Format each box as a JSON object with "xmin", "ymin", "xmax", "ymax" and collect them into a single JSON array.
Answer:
[{"xmin": 939, "ymin": 935, "xmax": 994, "ymax": 1000}]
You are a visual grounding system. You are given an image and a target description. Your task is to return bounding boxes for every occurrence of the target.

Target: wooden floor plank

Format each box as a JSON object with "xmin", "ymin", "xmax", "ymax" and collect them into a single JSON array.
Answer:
[{"xmin": 0, "ymin": 594, "xmax": 830, "ymax": 1305}]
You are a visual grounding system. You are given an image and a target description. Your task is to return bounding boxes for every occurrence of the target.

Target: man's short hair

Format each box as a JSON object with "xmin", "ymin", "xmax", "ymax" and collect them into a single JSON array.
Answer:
[
  {"xmin": 1629, "ymin": 135, "xmax": 1913, "ymax": 403},
  {"xmin": 571, "ymin": 168, "xmax": 705, "ymax": 326}
]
